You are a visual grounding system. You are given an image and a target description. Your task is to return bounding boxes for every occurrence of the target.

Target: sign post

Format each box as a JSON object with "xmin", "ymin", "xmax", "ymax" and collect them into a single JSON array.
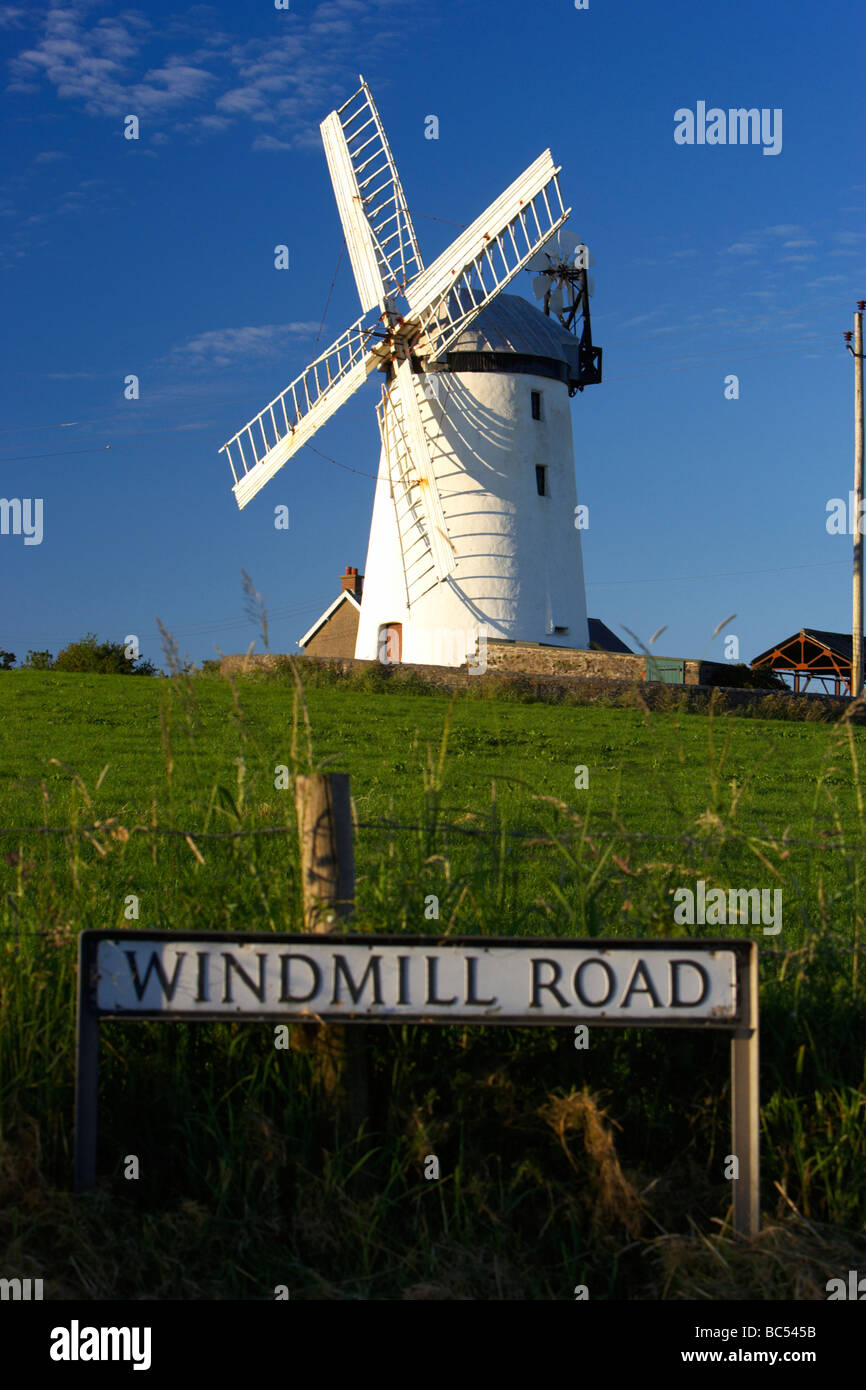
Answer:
[
  {"xmin": 74, "ymin": 932, "xmax": 759, "ymax": 1234},
  {"xmin": 731, "ymin": 940, "xmax": 760, "ymax": 1236},
  {"xmin": 73, "ymin": 929, "xmax": 101, "ymax": 1196}
]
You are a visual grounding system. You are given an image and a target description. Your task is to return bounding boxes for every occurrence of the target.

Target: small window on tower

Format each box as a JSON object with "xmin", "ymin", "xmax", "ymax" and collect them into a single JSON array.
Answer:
[
  {"xmin": 536, "ymin": 465, "xmax": 548, "ymax": 497},
  {"xmin": 531, "ymin": 390, "xmax": 542, "ymax": 420}
]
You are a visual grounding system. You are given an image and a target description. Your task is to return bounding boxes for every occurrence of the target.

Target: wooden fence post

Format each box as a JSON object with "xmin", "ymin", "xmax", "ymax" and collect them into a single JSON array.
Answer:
[{"xmin": 294, "ymin": 773, "xmax": 368, "ymax": 1134}]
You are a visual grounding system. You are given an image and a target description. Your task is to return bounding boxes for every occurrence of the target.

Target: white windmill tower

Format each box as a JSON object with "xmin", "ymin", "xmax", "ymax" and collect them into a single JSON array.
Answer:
[{"xmin": 219, "ymin": 79, "xmax": 602, "ymax": 668}]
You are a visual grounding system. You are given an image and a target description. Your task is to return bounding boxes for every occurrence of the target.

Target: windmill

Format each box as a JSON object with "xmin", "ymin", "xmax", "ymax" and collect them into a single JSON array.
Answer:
[{"xmin": 220, "ymin": 78, "xmax": 602, "ymax": 667}]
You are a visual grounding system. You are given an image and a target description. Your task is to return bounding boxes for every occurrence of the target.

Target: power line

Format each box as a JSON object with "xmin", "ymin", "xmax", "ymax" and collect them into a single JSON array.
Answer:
[
  {"xmin": 0, "ymin": 392, "xmax": 298, "ymax": 435},
  {"xmin": 587, "ymin": 560, "xmax": 847, "ymax": 588},
  {"xmin": 610, "ymin": 331, "xmax": 833, "ymax": 371},
  {"xmin": 0, "ymin": 445, "xmax": 112, "ymax": 461},
  {"xmin": 0, "ymin": 421, "xmax": 83, "ymax": 434},
  {"xmin": 605, "ymin": 343, "xmax": 835, "ymax": 382},
  {"xmin": 598, "ymin": 294, "xmax": 851, "ymax": 349},
  {"xmin": 313, "ymin": 242, "xmax": 345, "ymax": 355},
  {"xmin": 0, "ymin": 339, "xmax": 841, "ymax": 465},
  {"xmin": 2, "ymin": 298, "xmax": 851, "ymax": 438},
  {"xmin": 305, "ymin": 443, "xmax": 379, "ymax": 479},
  {"xmin": 0, "ymin": 599, "xmax": 330, "ymax": 645},
  {"xmin": 415, "ymin": 211, "xmax": 468, "ymax": 229}
]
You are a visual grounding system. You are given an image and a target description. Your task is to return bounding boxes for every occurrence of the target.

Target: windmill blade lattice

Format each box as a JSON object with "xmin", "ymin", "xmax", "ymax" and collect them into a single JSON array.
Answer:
[
  {"xmin": 320, "ymin": 78, "xmax": 424, "ymax": 312},
  {"xmin": 221, "ymin": 312, "xmax": 386, "ymax": 510}
]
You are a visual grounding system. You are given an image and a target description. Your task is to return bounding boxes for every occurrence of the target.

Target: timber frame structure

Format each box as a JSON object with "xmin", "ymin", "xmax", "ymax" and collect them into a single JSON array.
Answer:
[{"xmin": 750, "ymin": 628, "xmax": 863, "ymax": 696}]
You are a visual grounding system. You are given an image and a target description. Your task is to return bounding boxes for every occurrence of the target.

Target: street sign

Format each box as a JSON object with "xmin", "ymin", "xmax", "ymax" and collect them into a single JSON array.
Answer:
[
  {"xmin": 86, "ymin": 933, "xmax": 744, "ymax": 1025},
  {"xmin": 75, "ymin": 931, "xmax": 759, "ymax": 1234}
]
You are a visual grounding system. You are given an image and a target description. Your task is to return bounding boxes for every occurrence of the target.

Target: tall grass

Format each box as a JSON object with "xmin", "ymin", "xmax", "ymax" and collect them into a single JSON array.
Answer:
[{"xmin": 0, "ymin": 661, "xmax": 865, "ymax": 1299}]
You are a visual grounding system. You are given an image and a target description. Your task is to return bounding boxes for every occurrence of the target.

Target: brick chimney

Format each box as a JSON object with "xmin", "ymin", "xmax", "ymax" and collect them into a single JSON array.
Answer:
[{"xmin": 340, "ymin": 565, "xmax": 363, "ymax": 599}]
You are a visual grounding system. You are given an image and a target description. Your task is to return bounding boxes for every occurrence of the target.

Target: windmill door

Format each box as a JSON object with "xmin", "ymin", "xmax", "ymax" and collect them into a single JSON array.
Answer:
[{"xmin": 378, "ymin": 623, "xmax": 402, "ymax": 665}]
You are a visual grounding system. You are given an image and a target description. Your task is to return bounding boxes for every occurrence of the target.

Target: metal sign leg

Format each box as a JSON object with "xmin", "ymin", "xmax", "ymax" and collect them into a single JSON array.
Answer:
[
  {"xmin": 730, "ymin": 943, "xmax": 760, "ymax": 1236},
  {"xmin": 74, "ymin": 933, "xmax": 99, "ymax": 1194}
]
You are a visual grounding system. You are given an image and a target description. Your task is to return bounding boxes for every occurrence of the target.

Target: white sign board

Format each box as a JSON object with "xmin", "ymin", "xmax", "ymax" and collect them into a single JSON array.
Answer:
[
  {"xmin": 76, "ymin": 932, "xmax": 758, "ymax": 1233},
  {"xmin": 88, "ymin": 934, "xmax": 742, "ymax": 1025}
]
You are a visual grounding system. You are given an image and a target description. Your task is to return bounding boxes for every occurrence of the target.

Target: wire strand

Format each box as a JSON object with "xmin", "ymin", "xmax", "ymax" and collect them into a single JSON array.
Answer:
[
  {"xmin": 0, "ymin": 820, "xmax": 864, "ymax": 851},
  {"xmin": 312, "ymin": 241, "xmax": 345, "ymax": 355}
]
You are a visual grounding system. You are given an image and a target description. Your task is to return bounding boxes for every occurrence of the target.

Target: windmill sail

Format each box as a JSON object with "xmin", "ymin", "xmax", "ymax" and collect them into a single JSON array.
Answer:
[
  {"xmin": 220, "ymin": 313, "xmax": 385, "ymax": 510},
  {"xmin": 320, "ymin": 79, "xmax": 424, "ymax": 312},
  {"xmin": 386, "ymin": 358, "xmax": 455, "ymax": 582},
  {"xmin": 403, "ymin": 150, "xmax": 570, "ymax": 363},
  {"xmin": 376, "ymin": 388, "xmax": 439, "ymax": 607}
]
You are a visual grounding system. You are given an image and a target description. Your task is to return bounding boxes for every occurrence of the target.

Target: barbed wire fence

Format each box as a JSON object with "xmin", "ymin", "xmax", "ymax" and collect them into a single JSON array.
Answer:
[
  {"xmin": 1, "ymin": 818, "xmax": 866, "ymax": 849},
  {"xmin": 1, "ymin": 817, "xmax": 863, "ymax": 958}
]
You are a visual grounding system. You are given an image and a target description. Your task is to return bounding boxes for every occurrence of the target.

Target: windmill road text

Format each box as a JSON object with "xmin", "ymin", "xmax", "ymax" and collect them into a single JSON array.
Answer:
[{"xmin": 89, "ymin": 937, "xmax": 742, "ymax": 1025}]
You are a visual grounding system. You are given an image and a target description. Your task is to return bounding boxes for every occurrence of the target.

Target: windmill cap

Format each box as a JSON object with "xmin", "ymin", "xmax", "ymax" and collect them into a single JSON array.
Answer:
[{"xmin": 438, "ymin": 292, "xmax": 583, "ymax": 377}]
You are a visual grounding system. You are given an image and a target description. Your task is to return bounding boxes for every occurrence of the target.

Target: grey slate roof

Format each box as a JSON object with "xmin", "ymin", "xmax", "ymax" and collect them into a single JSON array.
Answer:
[
  {"xmin": 446, "ymin": 293, "xmax": 582, "ymax": 372},
  {"xmin": 587, "ymin": 618, "xmax": 632, "ymax": 654}
]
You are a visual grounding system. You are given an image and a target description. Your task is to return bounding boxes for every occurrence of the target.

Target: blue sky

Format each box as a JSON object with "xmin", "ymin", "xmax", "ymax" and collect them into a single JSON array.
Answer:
[{"xmin": 1, "ymin": 0, "xmax": 863, "ymax": 670}]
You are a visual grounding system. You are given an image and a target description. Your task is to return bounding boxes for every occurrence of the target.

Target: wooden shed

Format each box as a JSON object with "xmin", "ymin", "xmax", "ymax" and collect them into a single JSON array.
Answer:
[{"xmin": 750, "ymin": 628, "xmax": 862, "ymax": 695}]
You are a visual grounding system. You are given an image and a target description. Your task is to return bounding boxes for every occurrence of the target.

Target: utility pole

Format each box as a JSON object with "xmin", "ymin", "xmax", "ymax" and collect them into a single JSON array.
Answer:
[{"xmin": 846, "ymin": 301, "xmax": 865, "ymax": 698}]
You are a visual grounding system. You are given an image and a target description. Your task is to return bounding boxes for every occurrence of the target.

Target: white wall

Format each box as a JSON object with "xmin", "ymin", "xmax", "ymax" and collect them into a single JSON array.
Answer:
[{"xmin": 354, "ymin": 365, "xmax": 590, "ymax": 666}]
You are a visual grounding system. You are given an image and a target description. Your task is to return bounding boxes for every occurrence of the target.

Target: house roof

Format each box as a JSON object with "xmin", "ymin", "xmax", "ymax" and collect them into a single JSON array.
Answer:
[
  {"xmin": 587, "ymin": 618, "xmax": 632, "ymax": 654},
  {"xmin": 297, "ymin": 590, "xmax": 361, "ymax": 649},
  {"xmin": 751, "ymin": 628, "xmax": 860, "ymax": 673}
]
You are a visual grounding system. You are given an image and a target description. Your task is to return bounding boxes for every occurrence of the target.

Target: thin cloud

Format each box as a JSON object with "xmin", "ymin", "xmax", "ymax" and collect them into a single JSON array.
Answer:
[
  {"xmin": 6, "ymin": 1, "xmax": 430, "ymax": 149},
  {"xmin": 721, "ymin": 241, "xmax": 760, "ymax": 257},
  {"xmin": 169, "ymin": 323, "xmax": 321, "ymax": 368},
  {"xmin": 251, "ymin": 133, "xmax": 296, "ymax": 152},
  {"xmin": 43, "ymin": 370, "xmax": 102, "ymax": 380},
  {"xmin": 0, "ymin": 6, "xmax": 31, "ymax": 29},
  {"xmin": 618, "ymin": 309, "xmax": 670, "ymax": 329},
  {"xmin": 10, "ymin": 10, "xmax": 217, "ymax": 118}
]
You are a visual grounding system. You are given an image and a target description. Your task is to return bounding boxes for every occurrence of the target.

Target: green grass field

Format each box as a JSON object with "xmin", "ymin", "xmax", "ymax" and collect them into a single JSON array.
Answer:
[{"xmin": 1, "ymin": 665, "xmax": 865, "ymax": 1299}]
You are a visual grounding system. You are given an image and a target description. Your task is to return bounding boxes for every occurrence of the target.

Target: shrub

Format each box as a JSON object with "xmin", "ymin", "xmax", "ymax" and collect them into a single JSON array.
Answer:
[
  {"xmin": 710, "ymin": 662, "xmax": 789, "ymax": 691},
  {"xmin": 52, "ymin": 634, "xmax": 157, "ymax": 676},
  {"xmin": 21, "ymin": 649, "xmax": 55, "ymax": 670}
]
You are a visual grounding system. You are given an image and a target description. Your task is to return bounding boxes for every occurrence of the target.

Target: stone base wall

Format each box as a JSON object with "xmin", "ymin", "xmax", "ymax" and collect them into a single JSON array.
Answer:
[
  {"xmin": 220, "ymin": 642, "xmax": 729, "ymax": 686},
  {"xmin": 216, "ymin": 651, "xmax": 853, "ymax": 720},
  {"xmin": 483, "ymin": 642, "xmax": 661, "ymax": 680},
  {"xmin": 481, "ymin": 642, "xmax": 738, "ymax": 686}
]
